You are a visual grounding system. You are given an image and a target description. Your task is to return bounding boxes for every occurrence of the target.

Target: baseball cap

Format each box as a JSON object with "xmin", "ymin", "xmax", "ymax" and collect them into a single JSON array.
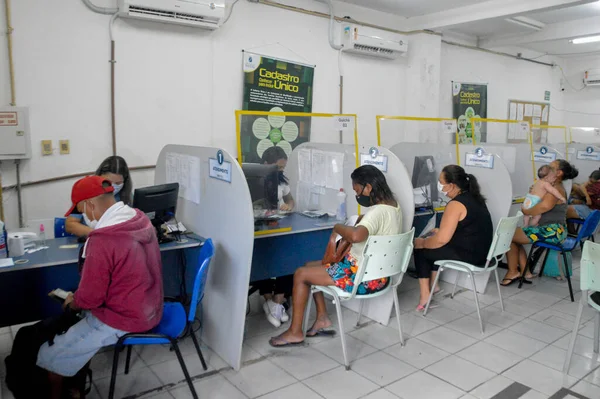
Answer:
[{"xmin": 65, "ymin": 176, "xmax": 114, "ymax": 216}]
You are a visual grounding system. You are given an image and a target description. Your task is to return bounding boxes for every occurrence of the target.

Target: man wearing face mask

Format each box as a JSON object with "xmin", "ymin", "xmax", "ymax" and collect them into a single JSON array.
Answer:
[{"xmin": 37, "ymin": 176, "xmax": 163, "ymax": 398}]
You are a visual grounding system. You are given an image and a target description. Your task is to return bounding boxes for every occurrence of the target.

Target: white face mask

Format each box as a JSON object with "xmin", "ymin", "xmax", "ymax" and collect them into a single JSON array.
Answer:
[
  {"xmin": 437, "ymin": 181, "xmax": 449, "ymax": 196},
  {"xmin": 83, "ymin": 202, "xmax": 98, "ymax": 230},
  {"xmin": 112, "ymin": 183, "xmax": 124, "ymax": 195}
]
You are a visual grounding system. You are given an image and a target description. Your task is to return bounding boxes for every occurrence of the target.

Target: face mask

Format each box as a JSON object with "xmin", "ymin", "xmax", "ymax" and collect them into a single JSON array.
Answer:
[
  {"xmin": 83, "ymin": 202, "xmax": 98, "ymax": 229},
  {"xmin": 437, "ymin": 181, "xmax": 449, "ymax": 196},
  {"xmin": 112, "ymin": 183, "xmax": 124, "ymax": 195},
  {"xmin": 355, "ymin": 186, "xmax": 372, "ymax": 207}
]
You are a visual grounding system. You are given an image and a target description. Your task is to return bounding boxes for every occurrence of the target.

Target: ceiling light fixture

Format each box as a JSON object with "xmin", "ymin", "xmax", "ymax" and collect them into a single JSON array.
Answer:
[
  {"xmin": 505, "ymin": 16, "xmax": 545, "ymax": 31},
  {"xmin": 570, "ymin": 35, "xmax": 600, "ymax": 44}
]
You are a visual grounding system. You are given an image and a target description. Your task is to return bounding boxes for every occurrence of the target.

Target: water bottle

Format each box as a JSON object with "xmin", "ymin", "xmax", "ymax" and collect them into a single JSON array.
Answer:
[
  {"xmin": 0, "ymin": 220, "xmax": 7, "ymax": 258},
  {"xmin": 336, "ymin": 188, "xmax": 347, "ymax": 221},
  {"xmin": 39, "ymin": 224, "xmax": 46, "ymax": 247}
]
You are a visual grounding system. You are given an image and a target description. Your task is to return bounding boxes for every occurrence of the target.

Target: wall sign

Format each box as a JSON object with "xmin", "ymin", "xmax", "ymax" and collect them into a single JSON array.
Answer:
[
  {"xmin": 577, "ymin": 147, "xmax": 600, "ymax": 161},
  {"xmin": 333, "ymin": 115, "xmax": 355, "ymax": 132},
  {"xmin": 465, "ymin": 147, "xmax": 494, "ymax": 169},
  {"xmin": 441, "ymin": 120, "xmax": 457, "ymax": 134},
  {"xmin": 360, "ymin": 148, "xmax": 388, "ymax": 172},
  {"xmin": 209, "ymin": 150, "xmax": 232, "ymax": 183},
  {"xmin": 532, "ymin": 146, "xmax": 557, "ymax": 163}
]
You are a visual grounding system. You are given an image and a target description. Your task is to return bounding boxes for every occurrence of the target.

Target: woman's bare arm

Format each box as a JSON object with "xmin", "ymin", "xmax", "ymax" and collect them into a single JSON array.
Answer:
[
  {"xmin": 420, "ymin": 201, "xmax": 465, "ymax": 249},
  {"xmin": 522, "ymin": 186, "xmax": 563, "ymax": 216}
]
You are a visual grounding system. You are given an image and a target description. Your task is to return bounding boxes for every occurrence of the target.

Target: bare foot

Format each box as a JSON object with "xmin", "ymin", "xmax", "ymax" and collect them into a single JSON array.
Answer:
[
  {"xmin": 306, "ymin": 315, "xmax": 333, "ymax": 337},
  {"xmin": 269, "ymin": 329, "xmax": 304, "ymax": 347}
]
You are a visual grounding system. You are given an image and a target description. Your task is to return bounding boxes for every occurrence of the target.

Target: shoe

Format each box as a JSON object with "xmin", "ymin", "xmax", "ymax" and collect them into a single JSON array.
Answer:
[
  {"xmin": 280, "ymin": 305, "xmax": 289, "ymax": 323},
  {"xmin": 263, "ymin": 300, "xmax": 281, "ymax": 328},
  {"xmin": 416, "ymin": 301, "xmax": 440, "ymax": 312}
]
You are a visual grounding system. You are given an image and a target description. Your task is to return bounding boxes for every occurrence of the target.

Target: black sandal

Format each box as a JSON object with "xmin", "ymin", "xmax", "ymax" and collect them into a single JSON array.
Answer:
[{"xmin": 500, "ymin": 277, "xmax": 519, "ymax": 287}]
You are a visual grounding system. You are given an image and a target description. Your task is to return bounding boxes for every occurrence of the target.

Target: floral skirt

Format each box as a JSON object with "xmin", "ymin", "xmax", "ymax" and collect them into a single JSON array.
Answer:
[
  {"xmin": 522, "ymin": 223, "xmax": 567, "ymax": 245},
  {"xmin": 325, "ymin": 254, "xmax": 389, "ymax": 295}
]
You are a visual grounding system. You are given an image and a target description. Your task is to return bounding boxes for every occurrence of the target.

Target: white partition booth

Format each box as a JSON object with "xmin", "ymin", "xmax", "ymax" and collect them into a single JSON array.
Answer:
[
  {"xmin": 388, "ymin": 143, "xmax": 513, "ymax": 294},
  {"xmin": 568, "ymin": 143, "xmax": 600, "ymax": 185},
  {"xmin": 155, "ymin": 145, "xmax": 255, "ymax": 371}
]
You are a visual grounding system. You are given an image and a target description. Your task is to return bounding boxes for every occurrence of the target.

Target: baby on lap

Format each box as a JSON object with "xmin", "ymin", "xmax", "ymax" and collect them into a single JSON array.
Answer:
[{"xmin": 523, "ymin": 165, "xmax": 566, "ymax": 227}]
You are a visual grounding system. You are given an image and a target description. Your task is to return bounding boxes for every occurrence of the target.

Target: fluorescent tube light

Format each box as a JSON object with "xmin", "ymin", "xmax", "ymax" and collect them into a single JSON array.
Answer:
[
  {"xmin": 505, "ymin": 17, "xmax": 544, "ymax": 31},
  {"xmin": 570, "ymin": 35, "xmax": 600, "ymax": 44}
]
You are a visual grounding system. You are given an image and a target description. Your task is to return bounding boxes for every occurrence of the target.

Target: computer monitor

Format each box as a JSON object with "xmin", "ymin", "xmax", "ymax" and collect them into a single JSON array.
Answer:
[
  {"xmin": 242, "ymin": 163, "xmax": 279, "ymax": 210},
  {"xmin": 133, "ymin": 183, "xmax": 179, "ymax": 243},
  {"xmin": 411, "ymin": 155, "xmax": 438, "ymax": 206}
]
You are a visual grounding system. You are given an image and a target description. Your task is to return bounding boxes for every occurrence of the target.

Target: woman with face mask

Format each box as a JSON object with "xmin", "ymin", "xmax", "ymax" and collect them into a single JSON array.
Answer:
[
  {"xmin": 65, "ymin": 156, "xmax": 133, "ymax": 237},
  {"xmin": 413, "ymin": 165, "xmax": 493, "ymax": 312},
  {"xmin": 268, "ymin": 165, "xmax": 402, "ymax": 347}
]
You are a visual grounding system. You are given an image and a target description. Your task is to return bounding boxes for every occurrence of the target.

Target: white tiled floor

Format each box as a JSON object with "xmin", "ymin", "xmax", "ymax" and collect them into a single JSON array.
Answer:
[{"xmin": 2, "ymin": 251, "xmax": 600, "ymax": 398}]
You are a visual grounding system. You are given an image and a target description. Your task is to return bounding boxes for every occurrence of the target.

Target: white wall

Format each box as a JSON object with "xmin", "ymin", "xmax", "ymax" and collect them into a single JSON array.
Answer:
[
  {"xmin": 439, "ymin": 43, "xmax": 564, "ymax": 143},
  {"xmin": 560, "ymin": 54, "xmax": 600, "ymax": 131},
  {"xmin": 0, "ymin": 0, "xmax": 408, "ymax": 229}
]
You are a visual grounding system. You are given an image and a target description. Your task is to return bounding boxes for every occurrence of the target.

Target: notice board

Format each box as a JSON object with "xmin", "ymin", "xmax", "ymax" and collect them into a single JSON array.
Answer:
[{"xmin": 507, "ymin": 100, "xmax": 550, "ymax": 144}]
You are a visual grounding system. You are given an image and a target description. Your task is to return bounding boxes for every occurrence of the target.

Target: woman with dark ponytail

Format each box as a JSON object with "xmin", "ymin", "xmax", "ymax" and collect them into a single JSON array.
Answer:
[{"xmin": 413, "ymin": 165, "xmax": 493, "ymax": 311}]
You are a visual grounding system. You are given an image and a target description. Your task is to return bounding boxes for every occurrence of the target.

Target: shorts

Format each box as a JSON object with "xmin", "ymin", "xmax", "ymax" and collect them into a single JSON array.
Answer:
[
  {"xmin": 522, "ymin": 224, "xmax": 567, "ymax": 245},
  {"xmin": 523, "ymin": 193, "xmax": 542, "ymax": 210},
  {"xmin": 37, "ymin": 312, "xmax": 127, "ymax": 377},
  {"xmin": 572, "ymin": 204, "xmax": 593, "ymax": 219},
  {"xmin": 326, "ymin": 254, "xmax": 388, "ymax": 295}
]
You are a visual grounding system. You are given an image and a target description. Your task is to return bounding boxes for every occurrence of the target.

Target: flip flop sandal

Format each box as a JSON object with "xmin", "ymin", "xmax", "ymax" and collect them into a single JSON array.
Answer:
[
  {"xmin": 305, "ymin": 328, "xmax": 336, "ymax": 337},
  {"xmin": 269, "ymin": 336, "xmax": 305, "ymax": 348}
]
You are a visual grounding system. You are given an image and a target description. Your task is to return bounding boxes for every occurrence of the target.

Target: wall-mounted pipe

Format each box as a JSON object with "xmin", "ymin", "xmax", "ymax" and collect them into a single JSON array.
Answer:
[
  {"xmin": 325, "ymin": 0, "xmax": 343, "ymax": 50},
  {"xmin": 441, "ymin": 39, "xmax": 555, "ymax": 67},
  {"xmin": 4, "ymin": 0, "xmax": 16, "ymax": 106},
  {"xmin": 14, "ymin": 160, "xmax": 23, "ymax": 227},
  {"xmin": 81, "ymin": 0, "xmax": 118, "ymax": 15}
]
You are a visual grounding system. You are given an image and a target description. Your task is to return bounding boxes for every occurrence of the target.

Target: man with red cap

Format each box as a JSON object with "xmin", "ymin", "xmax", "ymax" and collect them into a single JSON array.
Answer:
[{"xmin": 36, "ymin": 176, "xmax": 163, "ymax": 398}]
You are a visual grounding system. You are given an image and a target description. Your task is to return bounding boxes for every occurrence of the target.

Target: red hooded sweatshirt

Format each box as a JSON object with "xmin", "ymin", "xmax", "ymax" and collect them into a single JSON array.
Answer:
[{"xmin": 73, "ymin": 207, "xmax": 163, "ymax": 332}]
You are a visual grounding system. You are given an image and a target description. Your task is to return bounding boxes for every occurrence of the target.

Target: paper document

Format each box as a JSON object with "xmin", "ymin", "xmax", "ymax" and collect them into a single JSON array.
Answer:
[
  {"xmin": 509, "ymin": 103, "xmax": 517, "ymax": 120},
  {"xmin": 325, "ymin": 151, "xmax": 345, "ymax": 190},
  {"xmin": 298, "ymin": 149, "xmax": 312, "ymax": 183},
  {"xmin": 166, "ymin": 152, "xmax": 201, "ymax": 205},
  {"xmin": 334, "ymin": 215, "xmax": 359, "ymax": 242},
  {"xmin": 524, "ymin": 104, "xmax": 533, "ymax": 117},
  {"xmin": 0, "ymin": 258, "xmax": 14, "ymax": 268},
  {"xmin": 419, "ymin": 214, "xmax": 437, "ymax": 238},
  {"xmin": 517, "ymin": 104, "xmax": 524, "ymax": 121},
  {"xmin": 311, "ymin": 150, "xmax": 327, "ymax": 187},
  {"xmin": 542, "ymin": 106, "xmax": 549, "ymax": 122},
  {"xmin": 533, "ymin": 105, "xmax": 542, "ymax": 118},
  {"xmin": 532, "ymin": 118, "xmax": 541, "ymax": 127}
]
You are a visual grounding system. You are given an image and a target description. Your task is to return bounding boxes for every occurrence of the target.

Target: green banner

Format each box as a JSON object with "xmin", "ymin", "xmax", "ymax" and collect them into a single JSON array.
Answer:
[
  {"xmin": 241, "ymin": 52, "xmax": 314, "ymax": 163},
  {"xmin": 452, "ymin": 82, "xmax": 488, "ymax": 144}
]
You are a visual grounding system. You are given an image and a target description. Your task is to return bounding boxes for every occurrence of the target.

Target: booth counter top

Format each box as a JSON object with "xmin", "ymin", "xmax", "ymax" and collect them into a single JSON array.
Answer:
[
  {"xmin": 254, "ymin": 213, "xmax": 338, "ymax": 239},
  {"xmin": 0, "ymin": 234, "xmax": 204, "ymax": 274}
]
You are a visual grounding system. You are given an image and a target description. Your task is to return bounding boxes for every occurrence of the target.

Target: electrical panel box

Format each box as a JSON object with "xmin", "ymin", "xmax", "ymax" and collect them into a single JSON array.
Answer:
[{"xmin": 0, "ymin": 107, "xmax": 32, "ymax": 160}]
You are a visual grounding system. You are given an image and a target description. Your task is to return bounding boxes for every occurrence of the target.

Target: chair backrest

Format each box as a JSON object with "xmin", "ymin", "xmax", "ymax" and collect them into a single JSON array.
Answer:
[
  {"xmin": 580, "ymin": 240, "xmax": 600, "ymax": 292},
  {"xmin": 577, "ymin": 210, "xmax": 600, "ymax": 243},
  {"xmin": 351, "ymin": 228, "xmax": 415, "ymax": 297},
  {"xmin": 54, "ymin": 217, "xmax": 74, "ymax": 238},
  {"xmin": 485, "ymin": 215, "xmax": 521, "ymax": 269},
  {"xmin": 188, "ymin": 238, "xmax": 215, "ymax": 322}
]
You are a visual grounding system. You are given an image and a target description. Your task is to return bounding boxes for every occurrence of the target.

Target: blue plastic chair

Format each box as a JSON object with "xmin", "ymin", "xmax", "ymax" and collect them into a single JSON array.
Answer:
[
  {"xmin": 54, "ymin": 217, "xmax": 74, "ymax": 238},
  {"xmin": 108, "ymin": 239, "xmax": 215, "ymax": 399},
  {"xmin": 519, "ymin": 211, "xmax": 600, "ymax": 302},
  {"xmin": 568, "ymin": 217, "xmax": 597, "ymax": 249}
]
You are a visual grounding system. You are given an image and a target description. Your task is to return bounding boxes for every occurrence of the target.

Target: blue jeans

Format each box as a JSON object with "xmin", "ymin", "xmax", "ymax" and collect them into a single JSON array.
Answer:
[{"xmin": 37, "ymin": 312, "xmax": 127, "ymax": 377}]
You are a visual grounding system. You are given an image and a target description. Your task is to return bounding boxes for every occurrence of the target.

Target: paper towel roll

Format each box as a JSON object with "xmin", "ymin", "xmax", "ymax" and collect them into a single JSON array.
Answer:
[{"xmin": 8, "ymin": 235, "xmax": 25, "ymax": 257}]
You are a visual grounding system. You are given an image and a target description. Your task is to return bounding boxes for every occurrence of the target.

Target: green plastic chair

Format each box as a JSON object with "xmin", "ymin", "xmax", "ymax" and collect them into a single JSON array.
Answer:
[
  {"xmin": 564, "ymin": 240, "xmax": 600, "ymax": 373},
  {"xmin": 423, "ymin": 216, "xmax": 521, "ymax": 334}
]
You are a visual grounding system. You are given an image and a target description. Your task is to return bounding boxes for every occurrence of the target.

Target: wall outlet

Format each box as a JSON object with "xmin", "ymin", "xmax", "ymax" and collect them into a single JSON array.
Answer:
[
  {"xmin": 59, "ymin": 140, "xmax": 70, "ymax": 154},
  {"xmin": 41, "ymin": 140, "xmax": 53, "ymax": 155}
]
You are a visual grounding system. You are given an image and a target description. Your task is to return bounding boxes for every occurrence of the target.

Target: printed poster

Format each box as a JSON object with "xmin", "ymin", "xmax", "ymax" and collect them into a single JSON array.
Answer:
[
  {"xmin": 452, "ymin": 82, "xmax": 488, "ymax": 144},
  {"xmin": 241, "ymin": 52, "xmax": 315, "ymax": 163}
]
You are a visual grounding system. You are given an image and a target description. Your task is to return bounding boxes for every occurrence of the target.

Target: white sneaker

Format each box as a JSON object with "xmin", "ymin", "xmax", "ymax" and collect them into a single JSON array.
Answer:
[
  {"xmin": 279, "ymin": 304, "xmax": 289, "ymax": 323},
  {"xmin": 263, "ymin": 300, "xmax": 281, "ymax": 328}
]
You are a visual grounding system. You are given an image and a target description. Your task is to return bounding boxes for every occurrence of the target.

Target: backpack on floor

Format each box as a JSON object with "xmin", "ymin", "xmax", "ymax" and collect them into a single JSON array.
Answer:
[{"xmin": 4, "ymin": 309, "xmax": 93, "ymax": 399}]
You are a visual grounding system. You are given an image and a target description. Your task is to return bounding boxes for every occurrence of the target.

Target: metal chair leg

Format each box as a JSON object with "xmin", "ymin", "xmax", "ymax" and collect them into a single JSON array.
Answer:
[
  {"xmin": 124, "ymin": 345, "xmax": 133, "ymax": 374},
  {"xmin": 451, "ymin": 271, "xmax": 460, "ymax": 298},
  {"xmin": 108, "ymin": 342, "xmax": 122, "ymax": 399},
  {"xmin": 356, "ymin": 299, "xmax": 364, "ymax": 327},
  {"xmin": 564, "ymin": 291, "xmax": 586, "ymax": 373},
  {"xmin": 171, "ymin": 340, "xmax": 199, "ymax": 399},
  {"xmin": 468, "ymin": 271, "xmax": 484, "ymax": 334},
  {"xmin": 595, "ymin": 312, "xmax": 600, "ymax": 354},
  {"xmin": 538, "ymin": 249, "xmax": 550, "ymax": 277},
  {"xmin": 331, "ymin": 290, "xmax": 350, "ymax": 370},
  {"xmin": 519, "ymin": 246, "xmax": 537, "ymax": 289},
  {"xmin": 562, "ymin": 251, "xmax": 575, "ymax": 302},
  {"xmin": 495, "ymin": 269, "xmax": 505, "ymax": 312},
  {"xmin": 424, "ymin": 268, "xmax": 443, "ymax": 316},
  {"xmin": 303, "ymin": 290, "xmax": 314, "ymax": 340},
  {"xmin": 190, "ymin": 327, "xmax": 208, "ymax": 371},
  {"xmin": 392, "ymin": 286, "xmax": 405, "ymax": 346}
]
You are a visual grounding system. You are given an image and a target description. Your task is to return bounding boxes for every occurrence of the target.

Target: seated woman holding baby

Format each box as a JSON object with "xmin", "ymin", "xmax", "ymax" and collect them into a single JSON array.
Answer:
[{"xmin": 501, "ymin": 160, "xmax": 578, "ymax": 286}]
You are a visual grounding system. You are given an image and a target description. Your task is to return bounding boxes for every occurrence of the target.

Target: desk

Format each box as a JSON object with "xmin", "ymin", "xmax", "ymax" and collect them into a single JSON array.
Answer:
[
  {"xmin": 250, "ymin": 213, "xmax": 336, "ymax": 282},
  {"xmin": 0, "ymin": 234, "xmax": 204, "ymax": 328}
]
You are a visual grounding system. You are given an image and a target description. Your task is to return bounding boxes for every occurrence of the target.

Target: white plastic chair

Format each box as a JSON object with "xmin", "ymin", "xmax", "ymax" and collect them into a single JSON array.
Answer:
[
  {"xmin": 303, "ymin": 228, "xmax": 415, "ymax": 370},
  {"xmin": 423, "ymin": 216, "xmax": 521, "ymax": 334},
  {"xmin": 564, "ymin": 240, "xmax": 600, "ymax": 373}
]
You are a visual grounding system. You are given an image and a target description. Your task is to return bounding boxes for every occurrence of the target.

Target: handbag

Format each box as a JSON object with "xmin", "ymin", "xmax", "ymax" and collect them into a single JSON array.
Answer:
[{"xmin": 321, "ymin": 215, "xmax": 363, "ymax": 265}]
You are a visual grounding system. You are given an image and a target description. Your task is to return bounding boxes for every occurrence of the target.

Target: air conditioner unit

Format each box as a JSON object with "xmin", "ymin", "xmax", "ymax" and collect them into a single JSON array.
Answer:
[
  {"xmin": 341, "ymin": 24, "xmax": 408, "ymax": 60},
  {"xmin": 584, "ymin": 69, "xmax": 600, "ymax": 86},
  {"xmin": 117, "ymin": 0, "xmax": 225, "ymax": 30}
]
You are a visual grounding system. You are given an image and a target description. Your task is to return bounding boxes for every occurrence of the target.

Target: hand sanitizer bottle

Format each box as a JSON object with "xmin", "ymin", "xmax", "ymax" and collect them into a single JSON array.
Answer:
[
  {"xmin": 336, "ymin": 189, "xmax": 347, "ymax": 221},
  {"xmin": 39, "ymin": 224, "xmax": 46, "ymax": 247}
]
